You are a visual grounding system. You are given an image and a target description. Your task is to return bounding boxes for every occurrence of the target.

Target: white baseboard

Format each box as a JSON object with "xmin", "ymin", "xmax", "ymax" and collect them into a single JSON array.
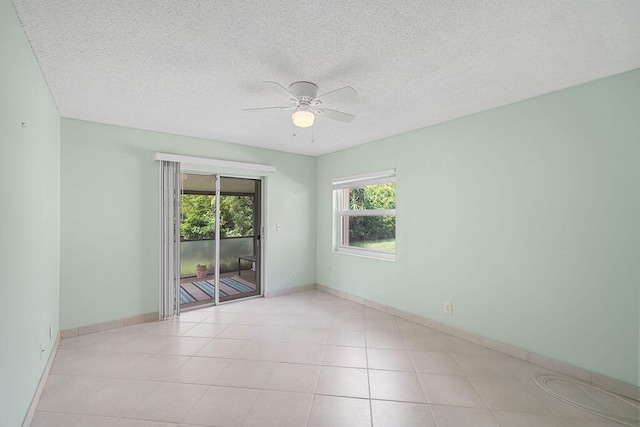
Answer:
[
  {"xmin": 54, "ymin": 285, "xmax": 639, "ymax": 402},
  {"xmin": 60, "ymin": 311, "xmax": 158, "ymax": 339},
  {"xmin": 315, "ymin": 283, "xmax": 640, "ymax": 401},
  {"xmin": 264, "ymin": 283, "xmax": 315, "ymax": 298},
  {"xmin": 22, "ymin": 333, "xmax": 60, "ymax": 427}
]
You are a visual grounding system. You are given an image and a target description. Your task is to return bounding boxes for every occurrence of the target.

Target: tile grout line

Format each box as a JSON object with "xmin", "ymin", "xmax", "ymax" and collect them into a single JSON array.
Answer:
[
  {"xmin": 363, "ymin": 321, "xmax": 374, "ymax": 427},
  {"xmin": 40, "ymin": 290, "xmax": 631, "ymax": 426}
]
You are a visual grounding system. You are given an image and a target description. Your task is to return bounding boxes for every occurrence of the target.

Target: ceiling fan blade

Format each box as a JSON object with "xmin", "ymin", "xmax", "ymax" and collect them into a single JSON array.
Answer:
[
  {"xmin": 263, "ymin": 81, "xmax": 297, "ymax": 100},
  {"xmin": 243, "ymin": 106, "xmax": 295, "ymax": 112},
  {"xmin": 313, "ymin": 108, "xmax": 355, "ymax": 123},
  {"xmin": 315, "ymin": 86, "xmax": 358, "ymax": 105}
]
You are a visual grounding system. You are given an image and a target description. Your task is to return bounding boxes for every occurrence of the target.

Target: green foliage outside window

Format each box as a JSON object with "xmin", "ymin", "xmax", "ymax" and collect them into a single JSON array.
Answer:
[
  {"xmin": 219, "ymin": 195, "xmax": 254, "ymax": 237},
  {"xmin": 348, "ymin": 183, "xmax": 396, "ymax": 242},
  {"xmin": 180, "ymin": 194, "xmax": 253, "ymax": 240},
  {"xmin": 181, "ymin": 195, "xmax": 215, "ymax": 239}
]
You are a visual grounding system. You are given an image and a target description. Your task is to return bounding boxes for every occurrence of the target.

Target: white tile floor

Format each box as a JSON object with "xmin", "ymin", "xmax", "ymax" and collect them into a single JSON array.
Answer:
[{"xmin": 33, "ymin": 290, "xmax": 629, "ymax": 426}]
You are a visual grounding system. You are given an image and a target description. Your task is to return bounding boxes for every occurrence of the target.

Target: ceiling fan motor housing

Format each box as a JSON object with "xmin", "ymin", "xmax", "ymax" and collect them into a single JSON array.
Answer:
[
  {"xmin": 289, "ymin": 81, "xmax": 318, "ymax": 104},
  {"xmin": 243, "ymin": 80, "xmax": 356, "ymax": 125}
]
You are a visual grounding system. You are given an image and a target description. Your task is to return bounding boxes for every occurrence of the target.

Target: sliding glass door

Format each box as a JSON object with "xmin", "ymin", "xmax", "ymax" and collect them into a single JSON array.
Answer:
[
  {"xmin": 216, "ymin": 177, "xmax": 261, "ymax": 302},
  {"xmin": 178, "ymin": 173, "xmax": 261, "ymax": 310}
]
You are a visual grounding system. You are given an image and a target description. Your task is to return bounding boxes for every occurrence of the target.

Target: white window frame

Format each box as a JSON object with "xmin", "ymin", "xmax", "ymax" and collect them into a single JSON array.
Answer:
[{"xmin": 333, "ymin": 169, "xmax": 396, "ymax": 261}]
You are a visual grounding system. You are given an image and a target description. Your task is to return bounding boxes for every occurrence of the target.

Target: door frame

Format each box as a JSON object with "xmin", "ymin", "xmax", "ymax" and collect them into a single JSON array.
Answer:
[{"xmin": 179, "ymin": 170, "xmax": 267, "ymax": 308}]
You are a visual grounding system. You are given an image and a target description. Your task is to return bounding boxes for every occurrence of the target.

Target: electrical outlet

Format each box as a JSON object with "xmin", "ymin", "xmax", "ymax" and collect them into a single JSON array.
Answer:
[
  {"xmin": 291, "ymin": 272, "xmax": 297, "ymax": 280},
  {"xmin": 443, "ymin": 302, "xmax": 453, "ymax": 315}
]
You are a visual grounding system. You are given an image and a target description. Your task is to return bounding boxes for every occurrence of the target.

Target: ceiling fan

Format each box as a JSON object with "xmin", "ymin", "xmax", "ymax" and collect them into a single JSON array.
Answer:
[{"xmin": 244, "ymin": 81, "xmax": 357, "ymax": 128}]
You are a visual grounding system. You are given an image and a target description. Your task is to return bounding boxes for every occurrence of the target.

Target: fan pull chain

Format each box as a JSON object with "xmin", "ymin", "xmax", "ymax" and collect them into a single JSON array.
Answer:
[
  {"xmin": 292, "ymin": 123, "xmax": 296, "ymax": 137},
  {"xmin": 311, "ymin": 127, "xmax": 315, "ymax": 143}
]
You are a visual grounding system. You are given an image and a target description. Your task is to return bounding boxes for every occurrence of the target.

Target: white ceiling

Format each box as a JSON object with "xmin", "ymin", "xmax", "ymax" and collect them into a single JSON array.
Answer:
[{"xmin": 12, "ymin": 0, "xmax": 640, "ymax": 156}]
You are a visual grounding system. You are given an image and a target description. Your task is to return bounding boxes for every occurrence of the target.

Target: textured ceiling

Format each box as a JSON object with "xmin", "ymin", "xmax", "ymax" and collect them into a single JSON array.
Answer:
[{"xmin": 12, "ymin": 0, "xmax": 640, "ymax": 156}]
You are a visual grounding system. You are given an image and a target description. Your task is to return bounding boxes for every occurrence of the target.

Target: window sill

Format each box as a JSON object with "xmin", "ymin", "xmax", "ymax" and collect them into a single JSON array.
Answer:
[{"xmin": 334, "ymin": 246, "xmax": 396, "ymax": 261}]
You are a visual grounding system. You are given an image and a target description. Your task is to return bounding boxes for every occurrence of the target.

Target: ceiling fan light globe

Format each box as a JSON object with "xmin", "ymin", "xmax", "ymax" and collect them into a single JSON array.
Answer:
[{"xmin": 292, "ymin": 110, "xmax": 315, "ymax": 128}]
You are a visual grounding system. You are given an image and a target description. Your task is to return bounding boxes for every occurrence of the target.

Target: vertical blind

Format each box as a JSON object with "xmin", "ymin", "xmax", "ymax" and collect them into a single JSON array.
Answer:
[{"xmin": 160, "ymin": 161, "xmax": 181, "ymax": 319}]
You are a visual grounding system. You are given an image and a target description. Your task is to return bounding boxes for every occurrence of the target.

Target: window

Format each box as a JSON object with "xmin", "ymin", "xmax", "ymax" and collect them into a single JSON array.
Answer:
[{"xmin": 333, "ymin": 170, "xmax": 396, "ymax": 260}]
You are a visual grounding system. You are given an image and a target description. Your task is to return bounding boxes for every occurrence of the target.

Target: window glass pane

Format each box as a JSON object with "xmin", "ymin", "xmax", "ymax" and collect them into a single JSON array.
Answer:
[
  {"xmin": 219, "ymin": 195, "xmax": 254, "ymax": 238},
  {"xmin": 180, "ymin": 194, "xmax": 254, "ymax": 240},
  {"xmin": 181, "ymin": 194, "xmax": 215, "ymax": 240},
  {"xmin": 346, "ymin": 215, "xmax": 396, "ymax": 252},
  {"xmin": 348, "ymin": 182, "xmax": 396, "ymax": 210}
]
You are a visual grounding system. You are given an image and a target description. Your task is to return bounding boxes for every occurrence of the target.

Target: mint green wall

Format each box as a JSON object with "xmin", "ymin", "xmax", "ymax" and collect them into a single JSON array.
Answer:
[
  {"xmin": 60, "ymin": 119, "xmax": 316, "ymax": 329},
  {"xmin": 0, "ymin": 1, "xmax": 61, "ymax": 425},
  {"xmin": 3, "ymin": 0, "xmax": 638, "ymax": 416},
  {"xmin": 316, "ymin": 70, "xmax": 640, "ymax": 386}
]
